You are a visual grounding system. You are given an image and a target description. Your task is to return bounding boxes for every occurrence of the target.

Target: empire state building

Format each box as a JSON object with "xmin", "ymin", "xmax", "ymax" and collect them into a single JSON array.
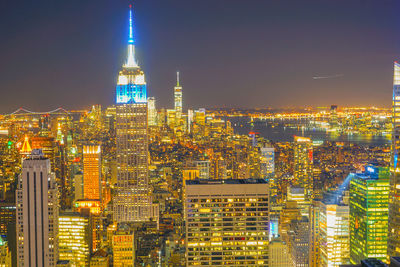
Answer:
[{"xmin": 113, "ymin": 5, "xmax": 158, "ymax": 224}]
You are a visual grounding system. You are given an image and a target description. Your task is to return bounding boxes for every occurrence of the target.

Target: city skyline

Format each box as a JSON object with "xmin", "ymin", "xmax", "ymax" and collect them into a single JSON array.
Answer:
[
  {"xmin": 1, "ymin": 0, "xmax": 400, "ymax": 112},
  {"xmin": 1, "ymin": 2, "xmax": 400, "ymax": 266}
]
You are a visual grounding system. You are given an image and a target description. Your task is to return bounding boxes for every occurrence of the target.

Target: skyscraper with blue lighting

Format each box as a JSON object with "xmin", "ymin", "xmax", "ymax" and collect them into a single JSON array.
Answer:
[{"xmin": 113, "ymin": 5, "xmax": 158, "ymax": 224}]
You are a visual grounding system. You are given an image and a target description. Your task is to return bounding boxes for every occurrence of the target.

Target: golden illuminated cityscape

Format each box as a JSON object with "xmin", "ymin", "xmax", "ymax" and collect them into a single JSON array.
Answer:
[{"xmin": 1, "ymin": 2, "xmax": 400, "ymax": 267}]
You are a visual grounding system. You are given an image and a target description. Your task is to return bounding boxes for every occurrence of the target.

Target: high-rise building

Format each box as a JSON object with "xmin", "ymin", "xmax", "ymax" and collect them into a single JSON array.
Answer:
[
  {"xmin": 269, "ymin": 238, "xmax": 291, "ymax": 267},
  {"xmin": 174, "ymin": 71, "xmax": 183, "ymax": 121},
  {"xmin": 289, "ymin": 216, "xmax": 309, "ymax": 267},
  {"xmin": 287, "ymin": 186, "xmax": 309, "ymax": 217},
  {"xmin": 83, "ymin": 144, "xmax": 101, "ymax": 200},
  {"xmin": 194, "ymin": 109, "xmax": 206, "ymax": 126},
  {"xmin": 293, "ymin": 136, "xmax": 313, "ymax": 200},
  {"xmin": 349, "ymin": 166, "xmax": 389, "ymax": 264},
  {"xmin": 112, "ymin": 225, "xmax": 135, "ymax": 267},
  {"xmin": 319, "ymin": 195, "xmax": 350, "ymax": 266},
  {"xmin": 16, "ymin": 149, "xmax": 59, "ymax": 267},
  {"xmin": 58, "ymin": 212, "xmax": 91, "ymax": 266},
  {"xmin": 279, "ymin": 200, "xmax": 302, "ymax": 247},
  {"xmin": 184, "ymin": 179, "xmax": 269, "ymax": 266},
  {"xmin": 166, "ymin": 109, "xmax": 177, "ymax": 129},
  {"xmin": 261, "ymin": 147, "xmax": 274, "ymax": 180},
  {"xmin": 187, "ymin": 109, "xmax": 193, "ymax": 133},
  {"xmin": 388, "ymin": 61, "xmax": 400, "ymax": 258},
  {"xmin": 309, "ymin": 200, "xmax": 321, "ymax": 267},
  {"xmin": 248, "ymin": 148, "xmax": 261, "ymax": 179},
  {"xmin": 147, "ymin": 97, "xmax": 157, "ymax": 126},
  {"xmin": 113, "ymin": 5, "xmax": 158, "ymax": 223},
  {"xmin": 73, "ymin": 172, "xmax": 84, "ymax": 201}
]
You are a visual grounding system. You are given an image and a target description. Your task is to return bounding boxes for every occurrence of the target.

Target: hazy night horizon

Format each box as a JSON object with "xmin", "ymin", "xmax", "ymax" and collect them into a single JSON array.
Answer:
[{"xmin": 0, "ymin": 0, "xmax": 399, "ymax": 112}]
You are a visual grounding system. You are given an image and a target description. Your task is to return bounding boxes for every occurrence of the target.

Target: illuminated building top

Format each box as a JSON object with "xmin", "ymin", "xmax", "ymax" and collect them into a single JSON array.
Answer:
[
  {"xmin": 116, "ymin": 4, "xmax": 147, "ymax": 104},
  {"xmin": 20, "ymin": 135, "xmax": 32, "ymax": 155}
]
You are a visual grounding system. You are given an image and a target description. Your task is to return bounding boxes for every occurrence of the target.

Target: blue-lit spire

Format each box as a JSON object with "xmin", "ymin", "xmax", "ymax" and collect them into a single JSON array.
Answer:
[
  {"xmin": 125, "ymin": 4, "xmax": 138, "ymax": 68},
  {"xmin": 128, "ymin": 4, "xmax": 134, "ymax": 44}
]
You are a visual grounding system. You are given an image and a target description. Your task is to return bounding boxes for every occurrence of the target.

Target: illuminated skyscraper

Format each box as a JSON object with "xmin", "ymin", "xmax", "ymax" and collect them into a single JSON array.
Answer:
[
  {"xmin": 293, "ymin": 136, "xmax": 313, "ymax": 200},
  {"xmin": 279, "ymin": 201, "xmax": 302, "ymax": 246},
  {"xmin": 174, "ymin": 71, "xmax": 183, "ymax": 121},
  {"xmin": 184, "ymin": 179, "xmax": 269, "ymax": 266},
  {"xmin": 112, "ymin": 225, "xmax": 135, "ymax": 267},
  {"xmin": 83, "ymin": 144, "xmax": 101, "ymax": 200},
  {"xmin": 58, "ymin": 212, "xmax": 91, "ymax": 266},
  {"xmin": 187, "ymin": 109, "xmax": 193, "ymax": 133},
  {"xmin": 289, "ymin": 216, "xmax": 309, "ymax": 267},
  {"xmin": 287, "ymin": 186, "xmax": 309, "ymax": 217},
  {"xmin": 147, "ymin": 97, "xmax": 157, "ymax": 126},
  {"xmin": 319, "ymin": 195, "xmax": 350, "ymax": 266},
  {"xmin": 16, "ymin": 149, "xmax": 59, "ymax": 267},
  {"xmin": 350, "ymin": 166, "xmax": 389, "ymax": 263},
  {"xmin": 388, "ymin": 61, "xmax": 400, "ymax": 258},
  {"xmin": 309, "ymin": 200, "xmax": 321, "ymax": 267},
  {"xmin": 261, "ymin": 147, "xmax": 274, "ymax": 180},
  {"xmin": 269, "ymin": 238, "xmax": 291, "ymax": 267},
  {"xmin": 113, "ymin": 5, "xmax": 158, "ymax": 223}
]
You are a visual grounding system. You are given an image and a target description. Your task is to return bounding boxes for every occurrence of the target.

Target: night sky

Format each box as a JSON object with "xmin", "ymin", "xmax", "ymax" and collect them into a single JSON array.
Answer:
[{"xmin": 1, "ymin": 0, "xmax": 400, "ymax": 113}]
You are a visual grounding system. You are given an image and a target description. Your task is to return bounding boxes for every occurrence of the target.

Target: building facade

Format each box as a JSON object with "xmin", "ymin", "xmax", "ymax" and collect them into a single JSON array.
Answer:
[
  {"xmin": 319, "ymin": 198, "xmax": 350, "ymax": 266},
  {"xmin": 293, "ymin": 136, "xmax": 313, "ymax": 200},
  {"xmin": 83, "ymin": 144, "xmax": 101, "ymax": 200},
  {"xmin": 269, "ymin": 237, "xmax": 291, "ymax": 267},
  {"xmin": 185, "ymin": 179, "xmax": 269, "ymax": 266},
  {"xmin": 112, "ymin": 228, "xmax": 135, "ymax": 267},
  {"xmin": 349, "ymin": 166, "xmax": 389, "ymax": 263},
  {"xmin": 58, "ymin": 212, "xmax": 91, "ymax": 266},
  {"xmin": 16, "ymin": 149, "xmax": 59, "ymax": 267},
  {"xmin": 289, "ymin": 216, "xmax": 309, "ymax": 267},
  {"xmin": 113, "ymin": 5, "xmax": 158, "ymax": 223},
  {"xmin": 388, "ymin": 61, "xmax": 400, "ymax": 258},
  {"xmin": 309, "ymin": 200, "xmax": 321, "ymax": 267},
  {"xmin": 260, "ymin": 147, "xmax": 274, "ymax": 180},
  {"xmin": 147, "ymin": 97, "xmax": 157, "ymax": 126}
]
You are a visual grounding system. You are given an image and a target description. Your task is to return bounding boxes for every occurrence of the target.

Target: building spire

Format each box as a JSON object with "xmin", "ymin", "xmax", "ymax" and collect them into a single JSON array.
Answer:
[
  {"xmin": 20, "ymin": 135, "xmax": 32, "ymax": 155},
  {"xmin": 125, "ymin": 4, "xmax": 138, "ymax": 68},
  {"xmin": 128, "ymin": 4, "xmax": 134, "ymax": 44},
  {"xmin": 177, "ymin": 71, "xmax": 180, "ymax": 87}
]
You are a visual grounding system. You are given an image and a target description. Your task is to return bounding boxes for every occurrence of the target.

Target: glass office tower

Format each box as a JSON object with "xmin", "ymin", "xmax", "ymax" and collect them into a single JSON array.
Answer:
[{"xmin": 350, "ymin": 166, "xmax": 389, "ymax": 263}]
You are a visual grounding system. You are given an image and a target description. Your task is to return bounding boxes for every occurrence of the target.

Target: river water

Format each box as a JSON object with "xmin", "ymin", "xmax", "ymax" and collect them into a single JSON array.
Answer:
[{"xmin": 228, "ymin": 117, "xmax": 390, "ymax": 146}]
